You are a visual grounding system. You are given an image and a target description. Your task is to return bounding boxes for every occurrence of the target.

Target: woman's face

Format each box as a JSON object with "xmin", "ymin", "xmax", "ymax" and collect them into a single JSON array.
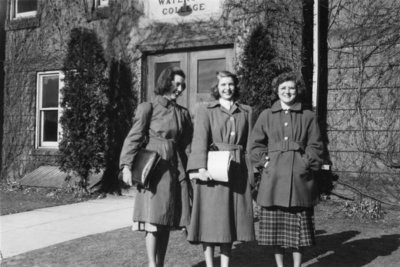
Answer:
[
  {"xmin": 165, "ymin": 74, "xmax": 186, "ymax": 101},
  {"xmin": 277, "ymin": 80, "xmax": 297, "ymax": 106},
  {"xmin": 218, "ymin": 76, "xmax": 235, "ymax": 101}
]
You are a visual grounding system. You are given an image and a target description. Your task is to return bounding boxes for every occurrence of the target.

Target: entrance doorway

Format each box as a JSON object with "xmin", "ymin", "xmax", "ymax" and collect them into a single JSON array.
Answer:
[{"xmin": 146, "ymin": 48, "xmax": 234, "ymax": 113}]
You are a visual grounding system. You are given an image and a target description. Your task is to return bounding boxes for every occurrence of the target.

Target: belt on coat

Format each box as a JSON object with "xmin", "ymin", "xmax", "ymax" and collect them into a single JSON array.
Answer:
[
  {"xmin": 212, "ymin": 142, "xmax": 243, "ymax": 164},
  {"xmin": 268, "ymin": 140, "xmax": 305, "ymax": 152},
  {"xmin": 148, "ymin": 135, "xmax": 176, "ymax": 146}
]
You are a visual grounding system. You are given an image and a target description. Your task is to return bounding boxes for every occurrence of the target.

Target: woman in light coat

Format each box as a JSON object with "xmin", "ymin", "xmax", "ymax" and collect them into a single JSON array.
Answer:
[{"xmin": 187, "ymin": 71, "xmax": 255, "ymax": 267}]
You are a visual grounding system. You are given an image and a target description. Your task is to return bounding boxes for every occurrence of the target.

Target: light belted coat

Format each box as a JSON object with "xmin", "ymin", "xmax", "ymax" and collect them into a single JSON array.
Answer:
[
  {"xmin": 186, "ymin": 101, "xmax": 255, "ymax": 243},
  {"xmin": 250, "ymin": 101, "xmax": 323, "ymax": 208}
]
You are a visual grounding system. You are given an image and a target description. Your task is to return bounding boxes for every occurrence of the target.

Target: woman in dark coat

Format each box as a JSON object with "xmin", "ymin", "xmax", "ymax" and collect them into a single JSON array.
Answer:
[
  {"xmin": 187, "ymin": 71, "xmax": 255, "ymax": 267},
  {"xmin": 250, "ymin": 72, "xmax": 323, "ymax": 267},
  {"xmin": 120, "ymin": 67, "xmax": 193, "ymax": 267}
]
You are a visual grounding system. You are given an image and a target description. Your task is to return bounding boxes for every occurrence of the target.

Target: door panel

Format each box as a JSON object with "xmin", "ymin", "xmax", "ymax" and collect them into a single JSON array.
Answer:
[
  {"xmin": 189, "ymin": 49, "xmax": 233, "ymax": 112},
  {"xmin": 147, "ymin": 48, "xmax": 233, "ymax": 114},
  {"xmin": 147, "ymin": 52, "xmax": 188, "ymax": 107}
]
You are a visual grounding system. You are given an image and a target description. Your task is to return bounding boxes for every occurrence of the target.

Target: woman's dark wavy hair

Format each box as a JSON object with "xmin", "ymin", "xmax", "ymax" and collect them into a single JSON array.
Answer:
[
  {"xmin": 211, "ymin": 71, "xmax": 240, "ymax": 100},
  {"xmin": 271, "ymin": 71, "xmax": 305, "ymax": 103},
  {"xmin": 155, "ymin": 66, "xmax": 186, "ymax": 95}
]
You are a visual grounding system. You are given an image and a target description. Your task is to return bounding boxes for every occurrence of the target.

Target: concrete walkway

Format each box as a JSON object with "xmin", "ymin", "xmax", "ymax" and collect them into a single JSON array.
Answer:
[{"xmin": 0, "ymin": 195, "xmax": 134, "ymax": 259}]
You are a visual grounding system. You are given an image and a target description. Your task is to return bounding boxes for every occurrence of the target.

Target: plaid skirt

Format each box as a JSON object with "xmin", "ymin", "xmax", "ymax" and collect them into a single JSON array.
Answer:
[{"xmin": 258, "ymin": 207, "xmax": 315, "ymax": 248}]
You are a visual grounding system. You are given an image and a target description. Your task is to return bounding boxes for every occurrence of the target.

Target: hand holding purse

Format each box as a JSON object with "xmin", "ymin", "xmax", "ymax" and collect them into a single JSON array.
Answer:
[{"xmin": 131, "ymin": 148, "xmax": 161, "ymax": 188}]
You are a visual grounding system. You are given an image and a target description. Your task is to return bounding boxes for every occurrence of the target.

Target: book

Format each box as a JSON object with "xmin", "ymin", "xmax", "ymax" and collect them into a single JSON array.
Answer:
[{"xmin": 189, "ymin": 151, "xmax": 232, "ymax": 182}]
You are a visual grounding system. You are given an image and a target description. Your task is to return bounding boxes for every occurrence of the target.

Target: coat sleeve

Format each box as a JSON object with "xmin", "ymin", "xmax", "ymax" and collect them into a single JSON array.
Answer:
[
  {"xmin": 119, "ymin": 102, "xmax": 152, "ymax": 169},
  {"xmin": 303, "ymin": 113, "xmax": 324, "ymax": 171},
  {"xmin": 245, "ymin": 105, "xmax": 256, "ymax": 155},
  {"xmin": 249, "ymin": 110, "xmax": 270, "ymax": 169},
  {"xmin": 244, "ymin": 106, "xmax": 256, "ymax": 185},
  {"xmin": 177, "ymin": 109, "xmax": 194, "ymax": 168},
  {"xmin": 186, "ymin": 104, "xmax": 210, "ymax": 172}
]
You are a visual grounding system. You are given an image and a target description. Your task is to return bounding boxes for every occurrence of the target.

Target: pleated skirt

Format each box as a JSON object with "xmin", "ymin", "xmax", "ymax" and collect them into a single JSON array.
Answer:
[{"xmin": 258, "ymin": 206, "xmax": 315, "ymax": 248}]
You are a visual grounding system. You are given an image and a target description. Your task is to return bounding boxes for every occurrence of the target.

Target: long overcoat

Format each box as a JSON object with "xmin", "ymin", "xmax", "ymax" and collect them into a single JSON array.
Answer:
[
  {"xmin": 250, "ymin": 101, "xmax": 323, "ymax": 208},
  {"xmin": 186, "ymin": 101, "xmax": 255, "ymax": 243},
  {"xmin": 120, "ymin": 95, "xmax": 193, "ymax": 227}
]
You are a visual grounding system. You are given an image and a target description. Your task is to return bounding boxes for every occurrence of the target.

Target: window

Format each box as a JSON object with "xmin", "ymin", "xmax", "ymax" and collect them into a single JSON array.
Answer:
[
  {"xmin": 96, "ymin": 0, "xmax": 109, "ymax": 8},
  {"xmin": 36, "ymin": 71, "xmax": 63, "ymax": 148},
  {"xmin": 13, "ymin": 0, "xmax": 38, "ymax": 19}
]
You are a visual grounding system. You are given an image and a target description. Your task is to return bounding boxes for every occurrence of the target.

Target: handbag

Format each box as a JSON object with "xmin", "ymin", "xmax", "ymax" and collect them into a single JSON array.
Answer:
[
  {"xmin": 130, "ymin": 102, "xmax": 160, "ymax": 188},
  {"xmin": 189, "ymin": 150, "xmax": 232, "ymax": 182},
  {"xmin": 131, "ymin": 148, "xmax": 161, "ymax": 188}
]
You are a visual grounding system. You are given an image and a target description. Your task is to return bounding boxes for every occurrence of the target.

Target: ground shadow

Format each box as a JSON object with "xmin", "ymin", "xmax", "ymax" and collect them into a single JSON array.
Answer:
[
  {"xmin": 189, "ymin": 230, "xmax": 352, "ymax": 266},
  {"xmin": 190, "ymin": 230, "xmax": 400, "ymax": 266},
  {"xmin": 306, "ymin": 232, "xmax": 400, "ymax": 266}
]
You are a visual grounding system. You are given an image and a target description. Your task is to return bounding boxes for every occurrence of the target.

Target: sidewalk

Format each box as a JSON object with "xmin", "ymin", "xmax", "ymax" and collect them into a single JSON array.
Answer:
[{"xmin": 0, "ymin": 195, "xmax": 134, "ymax": 259}]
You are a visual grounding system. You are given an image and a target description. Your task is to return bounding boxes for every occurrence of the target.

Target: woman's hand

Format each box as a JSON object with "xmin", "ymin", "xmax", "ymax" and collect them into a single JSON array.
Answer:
[
  {"xmin": 122, "ymin": 166, "xmax": 133, "ymax": 186},
  {"xmin": 198, "ymin": 168, "xmax": 213, "ymax": 181}
]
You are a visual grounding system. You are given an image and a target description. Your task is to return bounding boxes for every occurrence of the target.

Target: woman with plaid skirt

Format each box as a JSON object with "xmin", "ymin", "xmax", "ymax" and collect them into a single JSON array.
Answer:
[{"xmin": 250, "ymin": 72, "xmax": 323, "ymax": 267}]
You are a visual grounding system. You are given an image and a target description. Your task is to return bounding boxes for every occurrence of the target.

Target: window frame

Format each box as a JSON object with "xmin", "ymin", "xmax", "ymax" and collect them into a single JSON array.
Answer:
[
  {"xmin": 96, "ymin": 0, "xmax": 109, "ymax": 8},
  {"xmin": 12, "ymin": 0, "xmax": 38, "ymax": 19},
  {"xmin": 36, "ymin": 71, "xmax": 64, "ymax": 149}
]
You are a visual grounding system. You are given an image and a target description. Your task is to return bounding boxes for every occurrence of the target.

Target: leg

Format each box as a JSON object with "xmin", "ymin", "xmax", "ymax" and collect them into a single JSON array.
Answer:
[
  {"xmin": 292, "ymin": 247, "xmax": 303, "ymax": 267},
  {"xmin": 155, "ymin": 230, "xmax": 170, "ymax": 267},
  {"xmin": 203, "ymin": 243, "xmax": 215, "ymax": 267},
  {"xmin": 273, "ymin": 246, "xmax": 284, "ymax": 267},
  {"xmin": 220, "ymin": 243, "xmax": 232, "ymax": 267},
  {"xmin": 145, "ymin": 232, "xmax": 157, "ymax": 267}
]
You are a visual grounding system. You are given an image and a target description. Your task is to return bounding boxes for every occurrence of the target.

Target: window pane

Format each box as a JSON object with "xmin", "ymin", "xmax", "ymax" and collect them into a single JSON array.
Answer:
[
  {"xmin": 197, "ymin": 58, "xmax": 225, "ymax": 93},
  {"xmin": 43, "ymin": 111, "xmax": 58, "ymax": 142},
  {"xmin": 17, "ymin": 0, "xmax": 37, "ymax": 13},
  {"xmin": 42, "ymin": 75, "xmax": 59, "ymax": 108},
  {"xmin": 98, "ymin": 0, "xmax": 109, "ymax": 6},
  {"xmin": 155, "ymin": 62, "xmax": 180, "ymax": 86}
]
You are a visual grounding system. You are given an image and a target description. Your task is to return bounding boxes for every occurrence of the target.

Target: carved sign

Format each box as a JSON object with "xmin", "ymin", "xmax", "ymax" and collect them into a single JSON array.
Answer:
[{"xmin": 145, "ymin": 0, "xmax": 222, "ymax": 21}]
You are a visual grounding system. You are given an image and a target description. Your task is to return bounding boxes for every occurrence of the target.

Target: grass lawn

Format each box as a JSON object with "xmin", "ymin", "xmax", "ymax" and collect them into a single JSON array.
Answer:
[{"xmin": 0, "ymin": 182, "xmax": 95, "ymax": 215}]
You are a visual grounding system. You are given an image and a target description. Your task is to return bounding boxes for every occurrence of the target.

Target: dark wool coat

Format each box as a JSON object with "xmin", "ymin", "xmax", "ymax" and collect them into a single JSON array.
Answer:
[
  {"xmin": 250, "ymin": 101, "xmax": 323, "ymax": 208},
  {"xmin": 186, "ymin": 101, "xmax": 255, "ymax": 243},
  {"xmin": 120, "ymin": 96, "xmax": 193, "ymax": 227}
]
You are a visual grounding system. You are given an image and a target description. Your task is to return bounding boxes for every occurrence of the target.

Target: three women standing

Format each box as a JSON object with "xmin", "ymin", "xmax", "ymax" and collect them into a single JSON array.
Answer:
[
  {"xmin": 250, "ymin": 72, "xmax": 323, "ymax": 267},
  {"xmin": 120, "ymin": 67, "xmax": 193, "ymax": 267},
  {"xmin": 120, "ymin": 69, "xmax": 323, "ymax": 267},
  {"xmin": 187, "ymin": 71, "xmax": 255, "ymax": 267}
]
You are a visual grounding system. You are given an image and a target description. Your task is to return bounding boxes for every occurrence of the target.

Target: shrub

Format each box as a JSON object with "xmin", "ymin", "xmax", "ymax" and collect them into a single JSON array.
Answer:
[
  {"xmin": 344, "ymin": 199, "xmax": 385, "ymax": 221},
  {"xmin": 58, "ymin": 28, "xmax": 109, "ymax": 191},
  {"xmin": 237, "ymin": 24, "xmax": 289, "ymax": 116}
]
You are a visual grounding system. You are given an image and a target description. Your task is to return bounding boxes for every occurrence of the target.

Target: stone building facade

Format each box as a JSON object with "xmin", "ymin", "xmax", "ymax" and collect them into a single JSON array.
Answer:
[
  {"xmin": 2, "ymin": 0, "xmax": 304, "ymax": 181},
  {"xmin": 3, "ymin": 0, "xmax": 398, "ymax": 197}
]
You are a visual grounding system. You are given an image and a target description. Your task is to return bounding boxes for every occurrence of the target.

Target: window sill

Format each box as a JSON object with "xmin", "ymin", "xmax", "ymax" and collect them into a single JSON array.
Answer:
[
  {"xmin": 6, "ymin": 16, "xmax": 40, "ymax": 31},
  {"xmin": 32, "ymin": 148, "xmax": 60, "ymax": 157}
]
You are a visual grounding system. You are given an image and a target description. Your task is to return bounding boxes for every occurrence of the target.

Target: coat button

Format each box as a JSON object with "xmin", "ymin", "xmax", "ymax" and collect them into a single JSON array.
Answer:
[
  {"xmin": 230, "ymin": 131, "xmax": 236, "ymax": 136},
  {"xmin": 284, "ymin": 136, "xmax": 288, "ymax": 140},
  {"xmin": 230, "ymin": 116, "xmax": 234, "ymax": 121},
  {"xmin": 284, "ymin": 122, "xmax": 288, "ymax": 127},
  {"xmin": 285, "ymin": 110, "xmax": 289, "ymax": 114}
]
